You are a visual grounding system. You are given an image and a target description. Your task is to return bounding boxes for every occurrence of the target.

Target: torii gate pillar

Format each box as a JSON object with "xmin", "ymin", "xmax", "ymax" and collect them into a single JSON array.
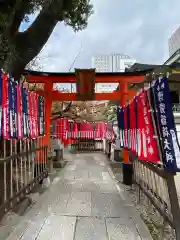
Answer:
[
  {"xmin": 120, "ymin": 82, "xmax": 133, "ymax": 185},
  {"xmin": 44, "ymin": 82, "xmax": 53, "ymax": 147}
]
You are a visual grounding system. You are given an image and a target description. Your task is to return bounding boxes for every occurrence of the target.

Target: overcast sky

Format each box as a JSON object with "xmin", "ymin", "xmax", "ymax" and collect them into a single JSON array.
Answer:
[{"xmin": 22, "ymin": 0, "xmax": 180, "ymax": 72}]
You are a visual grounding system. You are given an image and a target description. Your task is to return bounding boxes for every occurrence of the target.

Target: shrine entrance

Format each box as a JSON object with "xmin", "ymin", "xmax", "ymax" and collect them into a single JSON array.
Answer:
[
  {"xmin": 1, "ymin": 67, "xmax": 180, "ymax": 239},
  {"xmin": 25, "ymin": 68, "xmax": 145, "ymax": 164}
]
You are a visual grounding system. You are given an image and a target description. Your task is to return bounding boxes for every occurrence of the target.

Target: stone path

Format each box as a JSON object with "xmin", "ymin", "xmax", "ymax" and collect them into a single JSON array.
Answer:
[{"xmin": 5, "ymin": 153, "xmax": 152, "ymax": 240}]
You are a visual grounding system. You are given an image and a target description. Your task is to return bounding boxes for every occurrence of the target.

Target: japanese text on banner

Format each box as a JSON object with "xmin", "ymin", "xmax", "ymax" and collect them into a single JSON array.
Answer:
[{"xmin": 152, "ymin": 77, "xmax": 180, "ymax": 172}]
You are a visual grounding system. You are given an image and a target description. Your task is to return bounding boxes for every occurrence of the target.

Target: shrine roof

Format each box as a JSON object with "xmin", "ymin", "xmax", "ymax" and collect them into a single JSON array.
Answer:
[{"xmin": 125, "ymin": 63, "xmax": 162, "ymax": 72}]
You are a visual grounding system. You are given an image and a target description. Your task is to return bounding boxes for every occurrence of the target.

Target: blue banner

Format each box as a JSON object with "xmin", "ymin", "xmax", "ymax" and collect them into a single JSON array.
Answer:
[
  {"xmin": 8, "ymin": 77, "xmax": 17, "ymax": 139},
  {"xmin": 151, "ymin": 76, "xmax": 180, "ymax": 172},
  {"xmin": 38, "ymin": 96, "xmax": 45, "ymax": 136},
  {"xmin": 117, "ymin": 106, "xmax": 124, "ymax": 147},
  {"xmin": 22, "ymin": 87, "xmax": 29, "ymax": 137}
]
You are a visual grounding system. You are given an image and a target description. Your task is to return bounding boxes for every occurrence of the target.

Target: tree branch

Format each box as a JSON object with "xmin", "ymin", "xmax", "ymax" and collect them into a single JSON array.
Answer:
[{"xmin": 9, "ymin": 0, "xmax": 64, "ymax": 77}]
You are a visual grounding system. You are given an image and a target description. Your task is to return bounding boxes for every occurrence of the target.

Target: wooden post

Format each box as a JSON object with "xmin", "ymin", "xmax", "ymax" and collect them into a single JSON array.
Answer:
[{"xmin": 166, "ymin": 172, "xmax": 180, "ymax": 239}]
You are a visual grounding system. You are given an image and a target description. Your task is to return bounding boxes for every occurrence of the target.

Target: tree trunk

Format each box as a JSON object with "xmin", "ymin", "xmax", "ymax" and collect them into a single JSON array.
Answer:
[{"xmin": 1, "ymin": 0, "xmax": 64, "ymax": 78}]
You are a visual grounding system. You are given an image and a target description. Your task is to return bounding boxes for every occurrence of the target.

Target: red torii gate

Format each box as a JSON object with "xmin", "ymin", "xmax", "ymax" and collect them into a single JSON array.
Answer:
[{"xmin": 25, "ymin": 69, "xmax": 145, "ymax": 164}]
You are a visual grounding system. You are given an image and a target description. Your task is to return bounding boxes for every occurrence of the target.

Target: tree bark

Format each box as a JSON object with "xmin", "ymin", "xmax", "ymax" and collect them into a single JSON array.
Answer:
[{"xmin": 5, "ymin": 0, "xmax": 64, "ymax": 78}]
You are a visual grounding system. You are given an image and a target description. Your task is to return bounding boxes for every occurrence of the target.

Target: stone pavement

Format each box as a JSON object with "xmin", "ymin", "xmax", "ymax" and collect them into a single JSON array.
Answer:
[{"xmin": 5, "ymin": 153, "xmax": 152, "ymax": 240}]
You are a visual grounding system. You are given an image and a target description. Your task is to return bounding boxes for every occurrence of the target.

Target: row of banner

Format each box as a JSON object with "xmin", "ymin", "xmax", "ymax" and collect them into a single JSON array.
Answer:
[
  {"xmin": 117, "ymin": 76, "xmax": 180, "ymax": 172},
  {"xmin": 52, "ymin": 119, "xmax": 115, "ymax": 143},
  {"xmin": 0, "ymin": 71, "xmax": 45, "ymax": 140}
]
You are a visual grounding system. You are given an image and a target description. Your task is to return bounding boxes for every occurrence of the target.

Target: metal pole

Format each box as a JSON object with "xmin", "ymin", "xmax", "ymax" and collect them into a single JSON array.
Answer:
[{"xmin": 68, "ymin": 44, "xmax": 83, "ymax": 94}]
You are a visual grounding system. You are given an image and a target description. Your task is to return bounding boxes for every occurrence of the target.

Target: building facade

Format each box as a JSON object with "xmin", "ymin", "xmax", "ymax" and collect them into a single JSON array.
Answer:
[
  {"xmin": 92, "ymin": 53, "xmax": 136, "ymax": 92},
  {"xmin": 92, "ymin": 53, "xmax": 136, "ymax": 72},
  {"xmin": 168, "ymin": 25, "xmax": 180, "ymax": 57}
]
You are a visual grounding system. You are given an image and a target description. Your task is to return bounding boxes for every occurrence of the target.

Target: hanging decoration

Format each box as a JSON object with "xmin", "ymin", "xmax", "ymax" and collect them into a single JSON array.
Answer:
[
  {"xmin": 2, "ymin": 72, "xmax": 9, "ymax": 139},
  {"xmin": 8, "ymin": 77, "xmax": 18, "ymax": 139},
  {"xmin": 38, "ymin": 95, "xmax": 45, "ymax": 136},
  {"xmin": 17, "ymin": 82, "xmax": 23, "ymax": 139},
  {"xmin": 151, "ymin": 76, "xmax": 180, "ymax": 172},
  {"xmin": 116, "ymin": 74, "xmax": 180, "ymax": 171},
  {"xmin": 0, "ymin": 71, "xmax": 45, "ymax": 140},
  {"xmin": 0, "ymin": 71, "xmax": 3, "ymax": 136}
]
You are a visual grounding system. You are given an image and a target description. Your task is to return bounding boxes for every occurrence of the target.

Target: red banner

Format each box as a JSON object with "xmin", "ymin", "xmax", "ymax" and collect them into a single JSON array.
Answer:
[
  {"xmin": 137, "ymin": 90, "xmax": 159, "ymax": 163},
  {"xmin": 80, "ymin": 122, "xmax": 86, "ymax": 138},
  {"xmin": 54, "ymin": 118, "xmax": 68, "ymax": 141},
  {"xmin": 72, "ymin": 122, "xmax": 78, "ymax": 138},
  {"xmin": 99, "ymin": 122, "xmax": 105, "ymax": 139},
  {"xmin": 95, "ymin": 123, "xmax": 101, "ymax": 138},
  {"xmin": 123, "ymin": 106, "xmax": 128, "ymax": 148},
  {"xmin": 2, "ymin": 73, "xmax": 9, "ymax": 139},
  {"xmin": 85, "ymin": 123, "xmax": 94, "ymax": 139},
  {"xmin": 34, "ymin": 93, "xmax": 39, "ymax": 138},
  {"xmin": 28, "ymin": 92, "xmax": 34, "ymax": 138},
  {"xmin": 129, "ymin": 100, "xmax": 136, "ymax": 153}
]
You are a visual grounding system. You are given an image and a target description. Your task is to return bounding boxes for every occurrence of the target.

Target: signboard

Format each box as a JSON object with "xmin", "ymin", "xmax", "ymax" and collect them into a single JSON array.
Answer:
[{"xmin": 75, "ymin": 68, "xmax": 95, "ymax": 100}]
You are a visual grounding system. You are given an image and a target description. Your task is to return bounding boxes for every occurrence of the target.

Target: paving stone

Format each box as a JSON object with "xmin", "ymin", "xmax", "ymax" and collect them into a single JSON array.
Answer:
[
  {"xmin": 96, "ymin": 181, "xmax": 118, "ymax": 193},
  {"xmin": 81, "ymin": 181, "xmax": 100, "ymax": 192},
  {"xmin": 47, "ymin": 193, "xmax": 71, "ymax": 215},
  {"xmin": 91, "ymin": 193, "xmax": 129, "ymax": 218},
  {"xmin": 52, "ymin": 180, "xmax": 84, "ymax": 193},
  {"xmin": 7, "ymin": 211, "xmax": 48, "ymax": 240},
  {"xmin": 74, "ymin": 217, "xmax": 108, "ymax": 240},
  {"xmin": 64, "ymin": 192, "xmax": 91, "ymax": 216},
  {"xmin": 106, "ymin": 218, "xmax": 141, "ymax": 240},
  {"xmin": 37, "ymin": 215, "xmax": 76, "ymax": 240}
]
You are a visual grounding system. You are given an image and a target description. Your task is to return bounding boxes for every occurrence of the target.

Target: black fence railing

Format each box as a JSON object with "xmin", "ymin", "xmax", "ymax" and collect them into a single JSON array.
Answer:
[
  {"xmin": 71, "ymin": 139, "xmax": 103, "ymax": 153},
  {"xmin": 0, "ymin": 137, "xmax": 48, "ymax": 220}
]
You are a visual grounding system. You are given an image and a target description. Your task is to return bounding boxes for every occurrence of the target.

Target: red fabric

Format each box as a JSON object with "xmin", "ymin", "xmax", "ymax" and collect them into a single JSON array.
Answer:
[
  {"xmin": 95, "ymin": 123, "xmax": 101, "ymax": 138},
  {"xmin": 137, "ymin": 91, "xmax": 146, "ymax": 159},
  {"xmin": 72, "ymin": 122, "xmax": 78, "ymax": 138},
  {"xmin": 55, "ymin": 118, "xmax": 68, "ymax": 141},
  {"xmin": 137, "ymin": 90, "xmax": 159, "ymax": 163},
  {"xmin": 2, "ymin": 73, "xmax": 9, "ymax": 139},
  {"xmin": 28, "ymin": 92, "xmax": 35, "ymax": 138},
  {"xmin": 80, "ymin": 122, "xmax": 86, "ymax": 138},
  {"xmin": 129, "ymin": 100, "xmax": 136, "ymax": 153},
  {"xmin": 102, "ymin": 123, "xmax": 107, "ymax": 139},
  {"xmin": 106, "ymin": 123, "xmax": 115, "ymax": 141},
  {"xmin": 31, "ymin": 92, "xmax": 39, "ymax": 139},
  {"xmin": 86, "ymin": 123, "xmax": 94, "ymax": 139},
  {"xmin": 63, "ymin": 139, "xmax": 68, "ymax": 147},
  {"xmin": 34, "ymin": 93, "xmax": 39, "ymax": 138},
  {"xmin": 63, "ymin": 119, "xmax": 69, "ymax": 141},
  {"xmin": 79, "ymin": 122, "xmax": 94, "ymax": 139},
  {"xmin": 123, "ymin": 106, "xmax": 128, "ymax": 148}
]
